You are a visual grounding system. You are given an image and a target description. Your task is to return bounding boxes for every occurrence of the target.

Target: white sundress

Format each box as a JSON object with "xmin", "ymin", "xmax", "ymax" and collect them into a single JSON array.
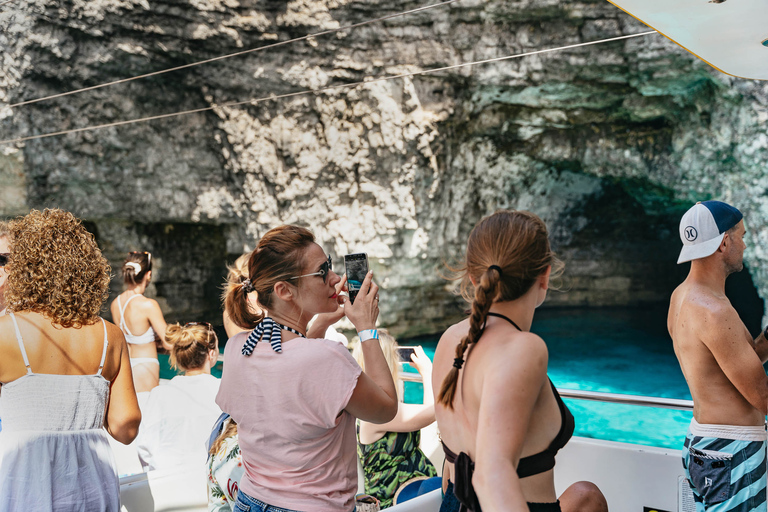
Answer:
[{"xmin": 0, "ymin": 312, "xmax": 120, "ymax": 512}]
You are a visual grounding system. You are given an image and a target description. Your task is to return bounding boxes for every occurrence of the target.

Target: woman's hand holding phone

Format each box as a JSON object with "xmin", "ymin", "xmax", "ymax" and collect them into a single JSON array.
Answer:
[{"xmin": 342, "ymin": 269, "xmax": 378, "ymax": 333}]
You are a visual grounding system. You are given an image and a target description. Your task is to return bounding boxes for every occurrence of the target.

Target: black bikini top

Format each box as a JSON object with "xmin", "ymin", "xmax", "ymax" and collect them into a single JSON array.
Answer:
[{"xmin": 440, "ymin": 312, "xmax": 575, "ymax": 512}]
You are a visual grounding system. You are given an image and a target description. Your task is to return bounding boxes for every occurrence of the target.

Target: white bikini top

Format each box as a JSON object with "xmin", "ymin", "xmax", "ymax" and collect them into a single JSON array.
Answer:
[{"xmin": 117, "ymin": 294, "xmax": 156, "ymax": 345}]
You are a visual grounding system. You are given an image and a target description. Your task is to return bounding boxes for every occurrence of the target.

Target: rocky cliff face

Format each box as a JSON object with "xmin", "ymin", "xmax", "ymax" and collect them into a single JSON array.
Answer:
[{"xmin": 2, "ymin": 0, "xmax": 767, "ymax": 335}]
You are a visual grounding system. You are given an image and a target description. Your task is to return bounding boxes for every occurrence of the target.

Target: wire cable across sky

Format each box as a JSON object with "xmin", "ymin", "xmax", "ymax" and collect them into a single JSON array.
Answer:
[
  {"xmin": 8, "ymin": 0, "xmax": 464, "ymax": 108},
  {"xmin": 0, "ymin": 31, "xmax": 658, "ymax": 146}
]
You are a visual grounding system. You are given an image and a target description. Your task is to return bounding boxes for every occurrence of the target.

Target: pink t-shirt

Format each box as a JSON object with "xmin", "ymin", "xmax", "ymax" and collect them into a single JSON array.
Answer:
[{"xmin": 216, "ymin": 331, "xmax": 362, "ymax": 512}]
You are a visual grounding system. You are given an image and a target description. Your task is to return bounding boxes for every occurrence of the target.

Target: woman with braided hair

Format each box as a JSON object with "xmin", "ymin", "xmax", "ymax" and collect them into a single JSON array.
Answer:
[
  {"xmin": 110, "ymin": 251, "xmax": 172, "ymax": 393},
  {"xmin": 432, "ymin": 210, "xmax": 607, "ymax": 512}
]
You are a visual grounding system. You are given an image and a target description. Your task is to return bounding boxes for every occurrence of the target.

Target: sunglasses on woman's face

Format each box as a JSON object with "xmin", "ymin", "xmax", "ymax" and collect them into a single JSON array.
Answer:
[
  {"xmin": 0, "ymin": 253, "xmax": 8, "ymax": 267},
  {"xmin": 289, "ymin": 254, "xmax": 333, "ymax": 284}
]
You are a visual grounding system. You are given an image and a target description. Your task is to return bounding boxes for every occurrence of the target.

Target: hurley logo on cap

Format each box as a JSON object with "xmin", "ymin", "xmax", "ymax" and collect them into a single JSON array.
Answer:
[{"xmin": 677, "ymin": 200, "xmax": 743, "ymax": 264}]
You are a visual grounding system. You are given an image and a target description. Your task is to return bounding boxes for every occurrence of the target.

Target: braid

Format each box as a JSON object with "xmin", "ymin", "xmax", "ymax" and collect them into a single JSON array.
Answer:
[{"xmin": 438, "ymin": 268, "xmax": 501, "ymax": 409}]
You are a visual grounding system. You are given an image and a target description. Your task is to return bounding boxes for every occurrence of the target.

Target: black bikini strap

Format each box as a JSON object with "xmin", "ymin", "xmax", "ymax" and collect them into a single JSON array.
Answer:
[{"xmin": 486, "ymin": 312, "xmax": 522, "ymax": 332}]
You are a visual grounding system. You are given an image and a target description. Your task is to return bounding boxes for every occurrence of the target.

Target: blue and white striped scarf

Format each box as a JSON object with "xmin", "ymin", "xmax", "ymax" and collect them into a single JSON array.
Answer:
[{"xmin": 241, "ymin": 316, "xmax": 304, "ymax": 356}]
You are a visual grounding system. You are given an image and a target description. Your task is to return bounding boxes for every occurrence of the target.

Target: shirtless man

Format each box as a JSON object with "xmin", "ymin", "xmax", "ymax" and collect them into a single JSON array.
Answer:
[{"xmin": 668, "ymin": 200, "xmax": 768, "ymax": 512}]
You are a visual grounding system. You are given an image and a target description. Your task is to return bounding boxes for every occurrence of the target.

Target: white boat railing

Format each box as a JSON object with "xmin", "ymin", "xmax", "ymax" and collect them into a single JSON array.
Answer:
[
  {"xmin": 399, "ymin": 371, "xmax": 694, "ymax": 411},
  {"xmin": 558, "ymin": 388, "xmax": 693, "ymax": 410}
]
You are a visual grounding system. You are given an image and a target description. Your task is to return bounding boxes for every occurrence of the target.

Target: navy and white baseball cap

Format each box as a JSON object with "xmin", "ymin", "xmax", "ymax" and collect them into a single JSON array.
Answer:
[{"xmin": 677, "ymin": 200, "xmax": 743, "ymax": 264}]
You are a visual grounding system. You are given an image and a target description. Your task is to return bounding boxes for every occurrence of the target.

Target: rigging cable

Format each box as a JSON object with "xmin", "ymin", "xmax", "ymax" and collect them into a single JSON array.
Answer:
[
  {"xmin": 0, "ymin": 30, "xmax": 658, "ymax": 146},
  {"xmin": 8, "ymin": 0, "xmax": 464, "ymax": 108}
]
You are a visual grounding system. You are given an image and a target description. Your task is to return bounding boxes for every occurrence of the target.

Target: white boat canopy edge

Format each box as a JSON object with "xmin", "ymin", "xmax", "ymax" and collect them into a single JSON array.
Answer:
[{"xmin": 606, "ymin": 0, "xmax": 768, "ymax": 80}]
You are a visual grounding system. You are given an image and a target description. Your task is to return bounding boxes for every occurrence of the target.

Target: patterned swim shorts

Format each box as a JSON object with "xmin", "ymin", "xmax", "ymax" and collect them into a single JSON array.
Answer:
[{"xmin": 683, "ymin": 419, "xmax": 767, "ymax": 512}]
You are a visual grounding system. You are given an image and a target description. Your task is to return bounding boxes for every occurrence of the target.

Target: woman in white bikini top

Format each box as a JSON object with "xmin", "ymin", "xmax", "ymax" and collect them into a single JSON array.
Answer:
[{"xmin": 110, "ymin": 251, "xmax": 172, "ymax": 393}]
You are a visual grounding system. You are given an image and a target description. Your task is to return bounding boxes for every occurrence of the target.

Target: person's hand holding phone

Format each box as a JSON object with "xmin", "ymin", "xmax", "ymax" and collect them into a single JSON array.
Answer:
[
  {"xmin": 342, "ymin": 269, "xmax": 378, "ymax": 332},
  {"xmin": 408, "ymin": 345, "xmax": 432, "ymax": 378}
]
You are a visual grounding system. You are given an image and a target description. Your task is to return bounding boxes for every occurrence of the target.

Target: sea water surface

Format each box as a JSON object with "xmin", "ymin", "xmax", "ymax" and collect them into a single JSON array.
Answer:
[
  {"xmin": 162, "ymin": 307, "xmax": 694, "ymax": 450},
  {"xmin": 399, "ymin": 307, "xmax": 693, "ymax": 451}
]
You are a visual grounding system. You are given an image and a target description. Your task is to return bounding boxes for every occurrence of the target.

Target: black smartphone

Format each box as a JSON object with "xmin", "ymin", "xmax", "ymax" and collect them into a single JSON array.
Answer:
[
  {"xmin": 397, "ymin": 346, "xmax": 417, "ymax": 362},
  {"xmin": 344, "ymin": 253, "xmax": 369, "ymax": 304}
]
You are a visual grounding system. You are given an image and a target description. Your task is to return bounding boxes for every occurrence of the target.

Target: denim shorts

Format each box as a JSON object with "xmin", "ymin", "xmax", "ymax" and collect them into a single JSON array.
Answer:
[
  {"xmin": 233, "ymin": 490, "xmax": 302, "ymax": 512},
  {"xmin": 233, "ymin": 489, "xmax": 356, "ymax": 512}
]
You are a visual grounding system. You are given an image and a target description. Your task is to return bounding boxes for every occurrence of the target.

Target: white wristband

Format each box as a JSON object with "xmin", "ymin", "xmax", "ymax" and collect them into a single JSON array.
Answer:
[{"xmin": 358, "ymin": 329, "xmax": 379, "ymax": 342}]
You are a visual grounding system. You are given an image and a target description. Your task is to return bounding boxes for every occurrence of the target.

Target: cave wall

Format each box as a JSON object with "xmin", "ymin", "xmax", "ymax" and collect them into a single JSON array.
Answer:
[
  {"xmin": 2, "ymin": 0, "xmax": 767, "ymax": 335},
  {"xmin": 93, "ymin": 220, "xmax": 229, "ymax": 324}
]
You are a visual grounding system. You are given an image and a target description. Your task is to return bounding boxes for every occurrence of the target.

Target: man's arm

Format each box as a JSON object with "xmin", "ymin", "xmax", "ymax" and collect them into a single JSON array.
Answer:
[
  {"xmin": 753, "ymin": 328, "xmax": 768, "ymax": 364},
  {"xmin": 701, "ymin": 304, "xmax": 768, "ymax": 415}
]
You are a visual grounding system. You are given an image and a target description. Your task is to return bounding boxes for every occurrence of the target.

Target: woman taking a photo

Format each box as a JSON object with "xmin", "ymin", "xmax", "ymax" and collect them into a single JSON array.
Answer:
[
  {"xmin": 433, "ymin": 210, "xmax": 607, "ymax": 512},
  {"xmin": 354, "ymin": 331, "xmax": 438, "ymax": 508},
  {"xmin": 0, "ymin": 209, "xmax": 141, "ymax": 512},
  {"xmin": 111, "ymin": 250, "xmax": 172, "ymax": 393},
  {"xmin": 217, "ymin": 224, "xmax": 397, "ymax": 512}
]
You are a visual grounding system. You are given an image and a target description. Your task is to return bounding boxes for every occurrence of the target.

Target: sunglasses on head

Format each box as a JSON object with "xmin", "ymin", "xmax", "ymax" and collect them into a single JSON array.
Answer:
[
  {"xmin": 289, "ymin": 254, "xmax": 332, "ymax": 284},
  {"xmin": 130, "ymin": 251, "xmax": 151, "ymax": 266},
  {"xmin": 185, "ymin": 321, "xmax": 215, "ymax": 346},
  {"xmin": 0, "ymin": 253, "xmax": 8, "ymax": 267}
]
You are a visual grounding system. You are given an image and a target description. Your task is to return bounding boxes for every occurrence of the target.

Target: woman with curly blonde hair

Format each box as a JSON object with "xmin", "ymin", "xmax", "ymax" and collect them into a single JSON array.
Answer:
[
  {"xmin": 0, "ymin": 209, "xmax": 141, "ymax": 512},
  {"xmin": 111, "ymin": 250, "xmax": 172, "ymax": 394}
]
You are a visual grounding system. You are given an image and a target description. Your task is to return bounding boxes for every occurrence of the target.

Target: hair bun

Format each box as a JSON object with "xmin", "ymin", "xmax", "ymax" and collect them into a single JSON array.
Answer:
[
  {"xmin": 124, "ymin": 262, "xmax": 142, "ymax": 274},
  {"xmin": 165, "ymin": 323, "xmax": 182, "ymax": 345}
]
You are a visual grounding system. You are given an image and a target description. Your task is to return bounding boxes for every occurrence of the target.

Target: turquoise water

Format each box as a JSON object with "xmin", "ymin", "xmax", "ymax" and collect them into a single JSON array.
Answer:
[
  {"xmin": 400, "ymin": 307, "xmax": 693, "ymax": 450},
  {"xmin": 161, "ymin": 307, "xmax": 693, "ymax": 450}
]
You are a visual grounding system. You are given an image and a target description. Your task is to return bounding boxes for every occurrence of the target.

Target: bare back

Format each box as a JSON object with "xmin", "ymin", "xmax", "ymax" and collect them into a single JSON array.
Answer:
[
  {"xmin": 668, "ymin": 280, "xmax": 768, "ymax": 426},
  {"xmin": 433, "ymin": 317, "xmax": 564, "ymax": 503},
  {"xmin": 0, "ymin": 312, "xmax": 125, "ymax": 383},
  {"xmin": 110, "ymin": 292, "xmax": 162, "ymax": 359},
  {"xmin": 0, "ymin": 311, "xmax": 142, "ymax": 444}
]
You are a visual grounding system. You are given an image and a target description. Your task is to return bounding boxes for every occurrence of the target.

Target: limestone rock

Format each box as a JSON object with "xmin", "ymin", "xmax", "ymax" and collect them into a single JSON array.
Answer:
[{"xmin": 1, "ymin": 0, "xmax": 766, "ymax": 335}]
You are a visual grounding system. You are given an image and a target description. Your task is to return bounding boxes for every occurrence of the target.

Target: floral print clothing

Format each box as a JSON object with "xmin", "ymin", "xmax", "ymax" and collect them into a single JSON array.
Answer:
[{"xmin": 208, "ymin": 421, "xmax": 244, "ymax": 512}]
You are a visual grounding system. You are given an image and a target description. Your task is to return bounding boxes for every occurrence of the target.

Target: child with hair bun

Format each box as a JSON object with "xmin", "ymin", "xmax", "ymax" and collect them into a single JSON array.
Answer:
[{"xmin": 136, "ymin": 322, "xmax": 222, "ymax": 472}]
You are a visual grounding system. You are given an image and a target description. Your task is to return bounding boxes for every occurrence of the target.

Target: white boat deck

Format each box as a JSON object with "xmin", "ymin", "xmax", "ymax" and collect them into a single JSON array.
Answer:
[{"xmin": 117, "ymin": 427, "xmax": 696, "ymax": 512}]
